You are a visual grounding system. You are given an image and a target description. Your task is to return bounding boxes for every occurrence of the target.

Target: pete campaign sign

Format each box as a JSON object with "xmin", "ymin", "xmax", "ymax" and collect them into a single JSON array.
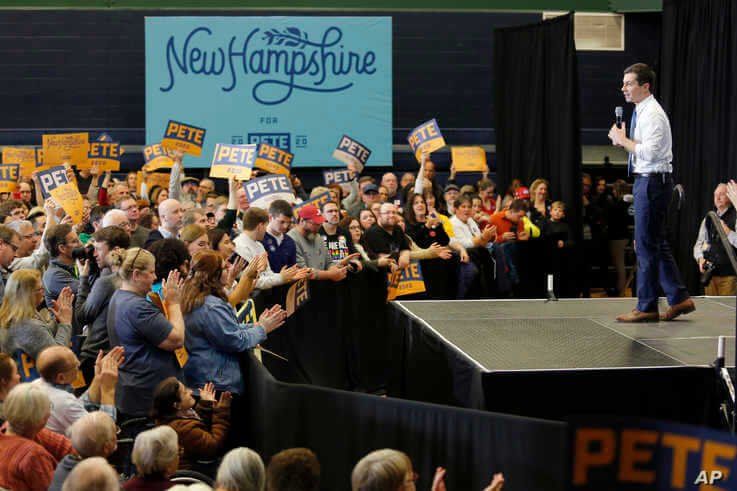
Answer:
[
  {"xmin": 254, "ymin": 143, "xmax": 293, "ymax": 176},
  {"xmin": 161, "ymin": 120, "xmax": 207, "ymax": 156},
  {"xmin": 36, "ymin": 166, "xmax": 70, "ymax": 199},
  {"xmin": 408, "ymin": 119, "xmax": 445, "ymax": 162},
  {"xmin": 145, "ymin": 17, "xmax": 392, "ymax": 167},
  {"xmin": 2, "ymin": 147, "xmax": 36, "ymax": 178},
  {"xmin": 143, "ymin": 143, "xmax": 178, "ymax": 171},
  {"xmin": 332, "ymin": 134, "xmax": 371, "ymax": 173},
  {"xmin": 243, "ymin": 174, "xmax": 295, "ymax": 210},
  {"xmin": 323, "ymin": 168, "xmax": 353, "ymax": 186},
  {"xmin": 0, "ymin": 165, "xmax": 19, "ymax": 193},
  {"xmin": 210, "ymin": 143, "xmax": 257, "ymax": 180},
  {"xmin": 293, "ymin": 191, "xmax": 331, "ymax": 219}
]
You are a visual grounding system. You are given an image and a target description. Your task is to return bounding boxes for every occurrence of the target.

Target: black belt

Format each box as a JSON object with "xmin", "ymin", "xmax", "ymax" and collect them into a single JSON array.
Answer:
[{"xmin": 633, "ymin": 172, "xmax": 671, "ymax": 178}]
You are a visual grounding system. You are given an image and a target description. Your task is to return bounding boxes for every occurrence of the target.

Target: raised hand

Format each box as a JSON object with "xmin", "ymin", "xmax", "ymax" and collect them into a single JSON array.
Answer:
[
  {"xmin": 200, "ymin": 382, "xmax": 216, "ymax": 402},
  {"xmin": 483, "ymin": 473, "xmax": 505, "ymax": 491},
  {"xmin": 162, "ymin": 269, "xmax": 183, "ymax": 304},
  {"xmin": 431, "ymin": 467, "xmax": 447, "ymax": 491},
  {"xmin": 76, "ymin": 258, "xmax": 90, "ymax": 278},
  {"xmin": 227, "ymin": 256, "xmax": 247, "ymax": 286},
  {"xmin": 50, "ymin": 286, "xmax": 74, "ymax": 324},
  {"xmin": 217, "ymin": 391, "xmax": 232, "ymax": 409},
  {"xmin": 245, "ymin": 253, "xmax": 268, "ymax": 280},
  {"xmin": 258, "ymin": 304, "xmax": 287, "ymax": 333}
]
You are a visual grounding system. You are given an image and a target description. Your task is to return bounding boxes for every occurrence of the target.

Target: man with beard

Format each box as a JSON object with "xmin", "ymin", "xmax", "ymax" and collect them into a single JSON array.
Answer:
[
  {"xmin": 287, "ymin": 205, "xmax": 348, "ymax": 282},
  {"xmin": 361, "ymin": 203, "xmax": 411, "ymax": 272}
]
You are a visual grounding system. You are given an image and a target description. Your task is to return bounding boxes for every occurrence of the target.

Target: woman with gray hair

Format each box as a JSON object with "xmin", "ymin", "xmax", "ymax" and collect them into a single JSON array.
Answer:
[
  {"xmin": 123, "ymin": 425, "xmax": 179, "ymax": 491},
  {"xmin": 351, "ymin": 449, "xmax": 415, "ymax": 491},
  {"xmin": 215, "ymin": 447, "xmax": 265, "ymax": 491},
  {"xmin": 0, "ymin": 383, "xmax": 73, "ymax": 490}
]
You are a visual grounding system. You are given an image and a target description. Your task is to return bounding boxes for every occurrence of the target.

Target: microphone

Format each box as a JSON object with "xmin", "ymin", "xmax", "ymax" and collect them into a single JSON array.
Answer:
[{"xmin": 615, "ymin": 106, "xmax": 623, "ymax": 129}]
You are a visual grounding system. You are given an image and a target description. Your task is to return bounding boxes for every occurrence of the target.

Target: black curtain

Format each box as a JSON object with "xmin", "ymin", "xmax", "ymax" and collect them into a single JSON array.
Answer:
[
  {"xmin": 660, "ymin": 0, "xmax": 737, "ymax": 293},
  {"xmin": 494, "ymin": 13, "xmax": 582, "ymax": 240}
]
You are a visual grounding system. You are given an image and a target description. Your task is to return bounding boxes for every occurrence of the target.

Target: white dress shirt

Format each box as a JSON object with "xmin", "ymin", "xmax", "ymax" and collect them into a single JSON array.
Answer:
[
  {"xmin": 233, "ymin": 232, "xmax": 285, "ymax": 290},
  {"xmin": 449, "ymin": 215, "xmax": 481, "ymax": 249},
  {"xmin": 631, "ymin": 94, "xmax": 673, "ymax": 174}
]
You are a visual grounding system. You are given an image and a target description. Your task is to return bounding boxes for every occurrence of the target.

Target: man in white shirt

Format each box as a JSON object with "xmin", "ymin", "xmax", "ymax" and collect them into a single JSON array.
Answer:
[
  {"xmin": 233, "ymin": 207, "xmax": 309, "ymax": 290},
  {"xmin": 608, "ymin": 63, "xmax": 693, "ymax": 322}
]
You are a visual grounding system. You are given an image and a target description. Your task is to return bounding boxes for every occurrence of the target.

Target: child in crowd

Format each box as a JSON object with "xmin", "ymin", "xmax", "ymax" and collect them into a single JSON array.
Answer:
[{"xmin": 542, "ymin": 201, "xmax": 572, "ymax": 249}]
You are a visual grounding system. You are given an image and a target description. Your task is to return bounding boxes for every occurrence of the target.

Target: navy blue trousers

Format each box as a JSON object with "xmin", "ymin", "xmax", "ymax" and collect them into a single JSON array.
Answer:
[{"xmin": 633, "ymin": 174, "xmax": 689, "ymax": 312}]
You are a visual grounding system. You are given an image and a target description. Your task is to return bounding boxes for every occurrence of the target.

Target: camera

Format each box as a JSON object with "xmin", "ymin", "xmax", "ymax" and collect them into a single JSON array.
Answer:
[
  {"xmin": 72, "ymin": 244, "xmax": 100, "ymax": 276},
  {"xmin": 701, "ymin": 261, "xmax": 716, "ymax": 286}
]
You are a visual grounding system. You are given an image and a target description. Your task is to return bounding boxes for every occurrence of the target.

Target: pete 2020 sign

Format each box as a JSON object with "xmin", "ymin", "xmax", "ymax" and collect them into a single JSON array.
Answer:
[{"xmin": 145, "ymin": 17, "xmax": 392, "ymax": 167}]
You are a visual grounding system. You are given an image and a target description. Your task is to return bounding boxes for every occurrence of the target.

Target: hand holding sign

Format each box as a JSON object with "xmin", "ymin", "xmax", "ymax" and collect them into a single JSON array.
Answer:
[
  {"xmin": 408, "ymin": 119, "xmax": 445, "ymax": 163},
  {"xmin": 161, "ymin": 120, "xmax": 207, "ymax": 156},
  {"xmin": 332, "ymin": 134, "xmax": 371, "ymax": 173},
  {"xmin": 451, "ymin": 146, "xmax": 488, "ymax": 173},
  {"xmin": 210, "ymin": 143, "xmax": 257, "ymax": 180}
]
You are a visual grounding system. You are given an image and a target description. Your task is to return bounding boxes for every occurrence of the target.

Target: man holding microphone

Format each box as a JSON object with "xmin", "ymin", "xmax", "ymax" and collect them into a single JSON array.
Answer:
[{"xmin": 608, "ymin": 63, "xmax": 694, "ymax": 322}]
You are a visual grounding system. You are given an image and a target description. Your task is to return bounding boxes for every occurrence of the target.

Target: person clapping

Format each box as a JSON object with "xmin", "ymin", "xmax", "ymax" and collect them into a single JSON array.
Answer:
[{"xmin": 180, "ymin": 250, "xmax": 287, "ymax": 395}]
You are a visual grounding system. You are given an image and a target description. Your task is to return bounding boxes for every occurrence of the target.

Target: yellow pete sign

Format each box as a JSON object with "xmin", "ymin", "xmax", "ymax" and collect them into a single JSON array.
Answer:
[
  {"xmin": 451, "ymin": 146, "xmax": 488, "ymax": 173},
  {"xmin": 143, "ymin": 143, "xmax": 177, "ymax": 171},
  {"xmin": 86, "ymin": 140, "xmax": 121, "ymax": 172},
  {"xmin": 161, "ymin": 120, "xmax": 206, "ymax": 156},
  {"xmin": 42, "ymin": 132, "xmax": 89, "ymax": 168},
  {"xmin": 387, "ymin": 261, "xmax": 426, "ymax": 301},
  {"xmin": 49, "ymin": 182, "xmax": 85, "ymax": 224},
  {"xmin": 148, "ymin": 291, "xmax": 189, "ymax": 367},
  {"xmin": 254, "ymin": 143, "xmax": 293, "ymax": 176},
  {"xmin": 2, "ymin": 147, "xmax": 36, "ymax": 178},
  {"xmin": 0, "ymin": 165, "xmax": 19, "ymax": 193},
  {"xmin": 407, "ymin": 119, "xmax": 445, "ymax": 162},
  {"xmin": 210, "ymin": 143, "xmax": 257, "ymax": 180}
]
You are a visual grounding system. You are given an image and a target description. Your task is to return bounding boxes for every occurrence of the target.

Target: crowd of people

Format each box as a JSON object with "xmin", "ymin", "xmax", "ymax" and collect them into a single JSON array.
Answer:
[{"xmin": 0, "ymin": 156, "xmax": 524, "ymax": 490}]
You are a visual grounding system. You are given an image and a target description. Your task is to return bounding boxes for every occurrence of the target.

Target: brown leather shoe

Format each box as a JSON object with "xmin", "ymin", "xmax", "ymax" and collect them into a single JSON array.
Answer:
[
  {"xmin": 660, "ymin": 298, "xmax": 696, "ymax": 321},
  {"xmin": 616, "ymin": 309, "xmax": 660, "ymax": 322}
]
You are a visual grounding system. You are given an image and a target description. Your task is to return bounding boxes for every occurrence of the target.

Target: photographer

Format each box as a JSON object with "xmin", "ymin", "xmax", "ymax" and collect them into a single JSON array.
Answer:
[
  {"xmin": 694, "ymin": 183, "xmax": 737, "ymax": 295},
  {"xmin": 75, "ymin": 226, "xmax": 131, "ymax": 383}
]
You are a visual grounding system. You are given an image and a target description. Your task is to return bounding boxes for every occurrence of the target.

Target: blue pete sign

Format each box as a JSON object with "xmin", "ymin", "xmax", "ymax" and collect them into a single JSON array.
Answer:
[{"xmin": 145, "ymin": 17, "xmax": 392, "ymax": 168}]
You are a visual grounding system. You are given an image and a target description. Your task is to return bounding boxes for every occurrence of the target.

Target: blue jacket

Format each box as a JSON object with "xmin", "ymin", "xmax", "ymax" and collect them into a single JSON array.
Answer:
[
  {"xmin": 183, "ymin": 295, "xmax": 266, "ymax": 394},
  {"xmin": 262, "ymin": 232, "xmax": 297, "ymax": 274}
]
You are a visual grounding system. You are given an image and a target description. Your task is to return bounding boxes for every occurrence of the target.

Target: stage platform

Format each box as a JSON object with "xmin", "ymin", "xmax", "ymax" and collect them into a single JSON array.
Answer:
[
  {"xmin": 390, "ymin": 297, "xmax": 730, "ymax": 427},
  {"xmin": 393, "ymin": 297, "xmax": 736, "ymax": 371}
]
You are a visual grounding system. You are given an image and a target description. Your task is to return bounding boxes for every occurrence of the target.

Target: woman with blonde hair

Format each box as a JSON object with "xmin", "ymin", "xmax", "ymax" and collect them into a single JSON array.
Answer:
[
  {"xmin": 107, "ymin": 247, "xmax": 185, "ymax": 418},
  {"xmin": 529, "ymin": 178, "xmax": 551, "ymax": 228},
  {"xmin": 180, "ymin": 224, "xmax": 211, "ymax": 257},
  {"xmin": 0, "ymin": 269, "xmax": 73, "ymax": 360},
  {"xmin": 181, "ymin": 250, "xmax": 286, "ymax": 395}
]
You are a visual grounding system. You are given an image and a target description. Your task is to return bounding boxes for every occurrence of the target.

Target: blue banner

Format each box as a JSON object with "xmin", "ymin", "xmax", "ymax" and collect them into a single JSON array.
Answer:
[
  {"xmin": 145, "ymin": 17, "xmax": 392, "ymax": 168},
  {"xmin": 570, "ymin": 416, "xmax": 737, "ymax": 490}
]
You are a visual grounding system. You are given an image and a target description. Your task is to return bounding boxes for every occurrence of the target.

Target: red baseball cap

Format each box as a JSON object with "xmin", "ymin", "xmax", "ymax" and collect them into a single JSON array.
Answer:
[
  {"xmin": 298, "ymin": 204, "xmax": 325, "ymax": 224},
  {"xmin": 514, "ymin": 186, "xmax": 530, "ymax": 200}
]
